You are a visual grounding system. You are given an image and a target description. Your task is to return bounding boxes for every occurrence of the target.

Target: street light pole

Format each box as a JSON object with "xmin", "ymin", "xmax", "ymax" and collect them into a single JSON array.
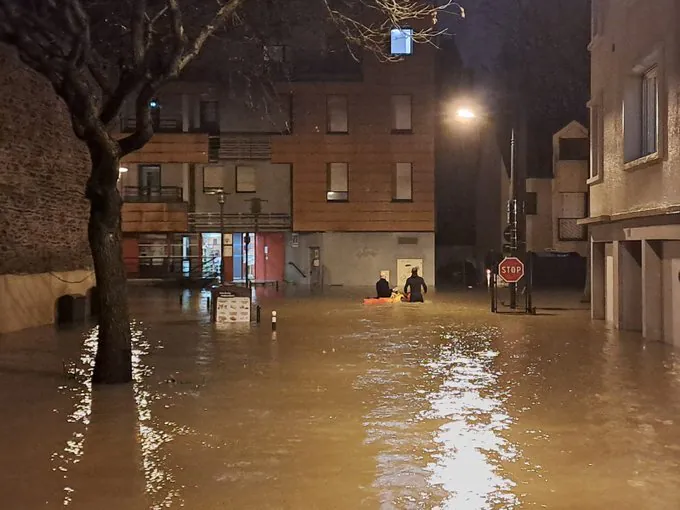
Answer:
[
  {"xmin": 218, "ymin": 191, "xmax": 225, "ymax": 283},
  {"xmin": 509, "ymin": 127, "xmax": 518, "ymax": 309}
]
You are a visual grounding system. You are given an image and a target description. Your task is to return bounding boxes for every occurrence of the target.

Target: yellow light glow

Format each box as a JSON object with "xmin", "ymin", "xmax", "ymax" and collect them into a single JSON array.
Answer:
[{"xmin": 456, "ymin": 108, "xmax": 477, "ymax": 119}]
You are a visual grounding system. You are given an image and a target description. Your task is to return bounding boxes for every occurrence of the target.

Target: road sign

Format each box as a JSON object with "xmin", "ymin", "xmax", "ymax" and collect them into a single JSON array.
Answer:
[{"xmin": 498, "ymin": 256, "xmax": 525, "ymax": 284}]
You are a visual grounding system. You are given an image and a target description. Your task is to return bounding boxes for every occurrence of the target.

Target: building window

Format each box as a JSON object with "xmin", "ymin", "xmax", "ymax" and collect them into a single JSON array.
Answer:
[
  {"xmin": 327, "ymin": 95, "xmax": 348, "ymax": 133},
  {"xmin": 236, "ymin": 166, "xmax": 256, "ymax": 193},
  {"xmin": 559, "ymin": 138, "xmax": 589, "ymax": 160},
  {"xmin": 590, "ymin": 98, "xmax": 604, "ymax": 179},
  {"xmin": 390, "ymin": 27, "xmax": 414, "ymax": 56},
  {"xmin": 394, "ymin": 163, "xmax": 413, "ymax": 201},
  {"xmin": 199, "ymin": 100, "xmax": 219, "ymax": 132},
  {"xmin": 391, "ymin": 95, "xmax": 412, "ymax": 133},
  {"xmin": 624, "ymin": 65, "xmax": 659, "ymax": 163},
  {"xmin": 327, "ymin": 162, "xmax": 349, "ymax": 201},
  {"xmin": 525, "ymin": 192, "xmax": 537, "ymax": 215},
  {"xmin": 203, "ymin": 166, "xmax": 224, "ymax": 193},
  {"xmin": 139, "ymin": 164, "xmax": 161, "ymax": 192}
]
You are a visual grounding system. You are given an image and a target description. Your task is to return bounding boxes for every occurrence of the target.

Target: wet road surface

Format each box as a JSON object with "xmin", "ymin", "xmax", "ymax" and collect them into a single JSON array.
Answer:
[{"xmin": 2, "ymin": 288, "xmax": 680, "ymax": 509}]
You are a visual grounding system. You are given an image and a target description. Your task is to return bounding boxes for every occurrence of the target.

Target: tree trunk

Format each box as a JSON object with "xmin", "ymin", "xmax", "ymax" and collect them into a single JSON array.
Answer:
[{"xmin": 88, "ymin": 157, "xmax": 132, "ymax": 384}]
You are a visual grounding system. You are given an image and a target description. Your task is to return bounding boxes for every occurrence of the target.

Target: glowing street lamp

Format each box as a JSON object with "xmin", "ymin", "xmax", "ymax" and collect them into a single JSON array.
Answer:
[{"xmin": 456, "ymin": 107, "xmax": 477, "ymax": 120}]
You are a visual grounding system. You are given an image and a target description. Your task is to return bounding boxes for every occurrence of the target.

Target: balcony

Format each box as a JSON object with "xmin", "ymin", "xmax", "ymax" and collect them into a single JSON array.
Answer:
[
  {"xmin": 119, "ymin": 133, "xmax": 209, "ymax": 164},
  {"xmin": 122, "ymin": 202, "xmax": 188, "ymax": 233},
  {"xmin": 558, "ymin": 218, "xmax": 588, "ymax": 241},
  {"xmin": 122, "ymin": 186, "xmax": 183, "ymax": 203},
  {"xmin": 208, "ymin": 134, "xmax": 273, "ymax": 162},
  {"xmin": 188, "ymin": 212, "xmax": 291, "ymax": 232}
]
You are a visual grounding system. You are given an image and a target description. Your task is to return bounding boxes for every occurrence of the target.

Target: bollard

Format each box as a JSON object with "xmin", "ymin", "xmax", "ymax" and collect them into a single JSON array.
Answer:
[
  {"xmin": 271, "ymin": 310, "xmax": 277, "ymax": 331},
  {"xmin": 206, "ymin": 296, "xmax": 211, "ymax": 309},
  {"xmin": 179, "ymin": 293, "xmax": 183, "ymax": 305},
  {"xmin": 256, "ymin": 305, "xmax": 261, "ymax": 324}
]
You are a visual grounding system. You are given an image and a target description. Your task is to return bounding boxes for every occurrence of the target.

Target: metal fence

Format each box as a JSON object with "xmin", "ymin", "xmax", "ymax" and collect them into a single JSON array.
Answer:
[
  {"xmin": 188, "ymin": 212, "xmax": 291, "ymax": 232},
  {"xmin": 122, "ymin": 186, "xmax": 184, "ymax": 203}
]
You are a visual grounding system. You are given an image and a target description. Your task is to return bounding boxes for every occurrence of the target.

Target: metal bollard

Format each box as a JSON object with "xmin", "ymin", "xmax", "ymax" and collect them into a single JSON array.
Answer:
[
  {"xmin": 271, "ymin": 310, "xmax": 277, "ymax": 331},
  {"xmin": 206, "ymin": 296, "xmax": 211, "ymax": 309},
  {"xmin": 256, "ymin": 305, "xmax": 261, "ymax": 323}
]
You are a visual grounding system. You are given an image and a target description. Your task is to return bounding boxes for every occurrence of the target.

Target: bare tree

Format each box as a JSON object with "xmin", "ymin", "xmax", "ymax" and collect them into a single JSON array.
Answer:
[{"xmin": 0, "ymin": 0, "xmax": 458, "ymax": 384}]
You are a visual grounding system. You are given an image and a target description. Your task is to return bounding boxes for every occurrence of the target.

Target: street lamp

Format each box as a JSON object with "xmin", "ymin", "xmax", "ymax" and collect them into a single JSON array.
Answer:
[{"xmin": 454, "ymin": 106, "xmax": 523, "ymax": 310}]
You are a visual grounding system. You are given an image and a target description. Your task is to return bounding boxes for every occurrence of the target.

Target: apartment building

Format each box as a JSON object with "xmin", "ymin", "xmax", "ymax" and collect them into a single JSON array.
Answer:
[
  {"xmin": 526, "ymin": 121, "xmax": 589, "ymax": 256},
  {"xmin": 583, "ymin": 0, "xmax": 680, "ymax": 344},
  {"xmin": 118, "ymin": 81, "xmax": 292, "ymax": 284},
  {"xmin": 0, "ymin": 45, "xmax": 95, "ymax": 333},
  {"xmin": 121, "ymin": 27, "xmax": 436, "ymax": 289}
]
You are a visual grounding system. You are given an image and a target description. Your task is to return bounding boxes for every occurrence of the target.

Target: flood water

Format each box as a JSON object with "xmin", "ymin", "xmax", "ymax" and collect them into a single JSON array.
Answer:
[{"xmin": 2, "ymin": 288, "xmax": 680, "ymax": 509}]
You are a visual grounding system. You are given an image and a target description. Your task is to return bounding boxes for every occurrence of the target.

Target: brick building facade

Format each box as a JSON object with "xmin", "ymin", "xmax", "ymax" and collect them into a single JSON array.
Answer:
[{"xmin": 0, "ymin": 45, "xmax": 95, "ymax": 333}]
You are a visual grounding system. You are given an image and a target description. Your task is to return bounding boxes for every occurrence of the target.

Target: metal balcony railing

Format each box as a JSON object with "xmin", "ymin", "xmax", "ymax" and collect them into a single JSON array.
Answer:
[
  {"xmin": 125, "ymin": 255, "xmax": 219, "ymax": 281},
  {"xmin": 123, "ymin": 186, "xmax": 184, "ymax": 203},
  {"xmin": 558, "ymin": 217, "xmax": 587, "ymax": 241},
  {"xmin": 188, "ymin": 212, "xmax": 291, "ymax": 232}
]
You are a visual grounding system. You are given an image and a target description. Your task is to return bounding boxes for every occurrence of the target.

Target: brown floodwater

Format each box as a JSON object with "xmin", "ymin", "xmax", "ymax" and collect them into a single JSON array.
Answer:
[{"xmin": 2, "ymin": 287, "xmax": 680, "ymax": 509}]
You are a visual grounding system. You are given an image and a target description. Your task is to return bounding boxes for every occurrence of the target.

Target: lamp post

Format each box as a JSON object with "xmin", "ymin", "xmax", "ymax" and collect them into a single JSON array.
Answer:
[
  {"xmin": 455, "ymin": 106, "xmax": 525, "ymax": 310},
  {"xmin": 217, "ymin": 191, "xmax": 226, "ymax": 282}
]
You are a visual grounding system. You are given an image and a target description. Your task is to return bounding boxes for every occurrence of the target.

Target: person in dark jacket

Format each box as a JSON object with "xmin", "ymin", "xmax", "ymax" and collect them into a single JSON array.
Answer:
[
  {"xmin": 376, "ymin": 274, "xmax": 392, "ymax": 298},
  {"xmin": 404, "ymin": 267, "xmax": 428, "ymax": 302}
]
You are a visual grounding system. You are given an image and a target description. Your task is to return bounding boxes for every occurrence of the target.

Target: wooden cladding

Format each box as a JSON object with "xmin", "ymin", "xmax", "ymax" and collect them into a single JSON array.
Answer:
[
  {"xmin": 120, "ymin": 133, "xmax": 209, "ymax": 164},
  {"xmin": 122, "ymin": 202, "xmax": 188, "ymax": 233}
]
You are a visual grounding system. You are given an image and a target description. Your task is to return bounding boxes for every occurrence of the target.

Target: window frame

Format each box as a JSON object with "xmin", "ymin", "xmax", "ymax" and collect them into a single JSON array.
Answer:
[
  {"xmin": 202, "ymin": 165, "xmax": 224, "ymax": 194},
  {"xmin": 326, "ymin": 162, "xmax": 349, "ymax": 202},
  {"xmin": 393, "ymin": 162, "xmax": 413, "ymax": 202},
  {"xmin": 199, "ymin": 100, "xmax": 220, "ymax": 133},
  {"xmin": 623, "ymin": 56, "xmax": 664, "ymax": 170},
  {"xmin": 588, "ymin": 94, "xmax": 605, "ymax": 183},
  {"xmin": 326, "ymin": 95, "xmax": 349, "ymax": 134},
  {"xmin": 235, "ymin": 165, "xmax": 257, "ymax": 193},
  {"xmin": 391, "ymin": 94, "xmax": 413, "ymax": 134},
  {"xmin": 390, "ymin": 27, "xmax": 414, "ymax": 56}
]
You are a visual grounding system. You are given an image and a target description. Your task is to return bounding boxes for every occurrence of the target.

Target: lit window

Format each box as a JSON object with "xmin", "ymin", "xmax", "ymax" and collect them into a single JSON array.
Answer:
[
  {"xmin": 236, "ymin": 166, "xmax": 256, "ymax": 193},
  {"xmin": 391, "ymin": 95, "xmax": 412, "ymax": 132},
  {"xmin": 327, "ymin": 163, "xmax": 349, "ymax": 201},
  {"xmin": 327, "ymin": 95, "xmax": 348, "ymax": 133},
  {"xmin": 394, "ymin": 163, "xmax": 412, "ymax": 201},
  {"xmin": 390, "ymin": 28, "xmax": 414, "ymax": 56},
  {"xmin": 624, "ymin": 65, "xmax": 659, "ymax": 162}
]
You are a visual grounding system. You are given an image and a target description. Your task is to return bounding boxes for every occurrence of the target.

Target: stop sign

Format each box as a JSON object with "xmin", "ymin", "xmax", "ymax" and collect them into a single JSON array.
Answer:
[{"xmin": 498, "ymin": 256, "xmax": 525, "ymax": 283}]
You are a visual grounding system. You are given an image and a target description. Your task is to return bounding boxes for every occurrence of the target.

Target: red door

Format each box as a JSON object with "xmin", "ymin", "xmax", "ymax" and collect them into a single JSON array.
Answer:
[
  {"xmin": 255, "ymin": 233, "xmax": 285, "ymax": 282},
  {"xmin": 122, "ymin": 237, "xmax": 139, "ymax": 277}
]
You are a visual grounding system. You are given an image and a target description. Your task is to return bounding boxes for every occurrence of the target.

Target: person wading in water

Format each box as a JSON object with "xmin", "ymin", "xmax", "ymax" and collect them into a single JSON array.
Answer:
[{"xmin": 404, "ymin": 267, "xmax": 428, "ymax": 303}]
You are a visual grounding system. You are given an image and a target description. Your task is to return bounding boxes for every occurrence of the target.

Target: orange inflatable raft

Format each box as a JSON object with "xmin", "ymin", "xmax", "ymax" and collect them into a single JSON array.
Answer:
[{"xmin": 363, "ymin": 293, "xmax": 407, "ymax": 305}]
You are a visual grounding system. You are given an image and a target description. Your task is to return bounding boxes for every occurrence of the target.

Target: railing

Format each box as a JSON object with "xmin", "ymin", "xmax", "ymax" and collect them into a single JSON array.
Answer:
[
  {"xmin": 188, "ymin": 212, "xmax": 291, "ymax": 232},
  {"xmin": 288, "ymin": 262, "xmax": 307, "ymax": 278},
  {"xmin": 121, "ymin": 117, "xmax": 183, "ymax": 133},
  {"xmin": 122, "ymin": 186, "xmax": 184, "ymax": 203},
  {"xmin": 125, "ymin": 255, "xmax": 219, "ymax": 280},
  {"xmin": 558, "ymin": 217, "xmax": 588, "ymax": 241},
  {"xmin": 212, "ymin": 134, "xmax": 272, "ymax": 160}
]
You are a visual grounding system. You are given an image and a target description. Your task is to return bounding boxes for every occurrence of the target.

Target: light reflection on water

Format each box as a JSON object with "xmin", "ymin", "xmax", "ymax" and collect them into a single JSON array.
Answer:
[
  {"xmin": 423, "ymin": 328, "xmax": 520, "ymax": 509},
  {"xmin": 53, "ymin": 323, "xmax": 186, "ymax": 509}
]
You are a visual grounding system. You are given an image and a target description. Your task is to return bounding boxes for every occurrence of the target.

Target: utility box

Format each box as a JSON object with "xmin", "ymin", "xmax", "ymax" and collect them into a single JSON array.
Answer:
[{"xmin": 211, "ymin": 285, "xmax": 251, "ymax": 324}]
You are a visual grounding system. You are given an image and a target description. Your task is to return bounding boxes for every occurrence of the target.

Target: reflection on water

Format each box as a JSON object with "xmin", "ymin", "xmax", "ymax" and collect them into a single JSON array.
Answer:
[
  {"xmin": 4, "ymin": 289, "xmax": 680, "ymax": 509},
  {"xmin": 423, "ymin": 327, "xmax": 519, "ymax": 509},
  {"xmin": 53, "ymin": 322, "xmax": 188, "ymax": 508}
]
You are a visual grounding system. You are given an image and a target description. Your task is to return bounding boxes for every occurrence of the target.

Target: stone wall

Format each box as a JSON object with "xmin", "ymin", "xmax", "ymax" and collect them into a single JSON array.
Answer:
[{"xmin": 0, "ymin": 45, "xmax": 91, "ymax": 275}]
